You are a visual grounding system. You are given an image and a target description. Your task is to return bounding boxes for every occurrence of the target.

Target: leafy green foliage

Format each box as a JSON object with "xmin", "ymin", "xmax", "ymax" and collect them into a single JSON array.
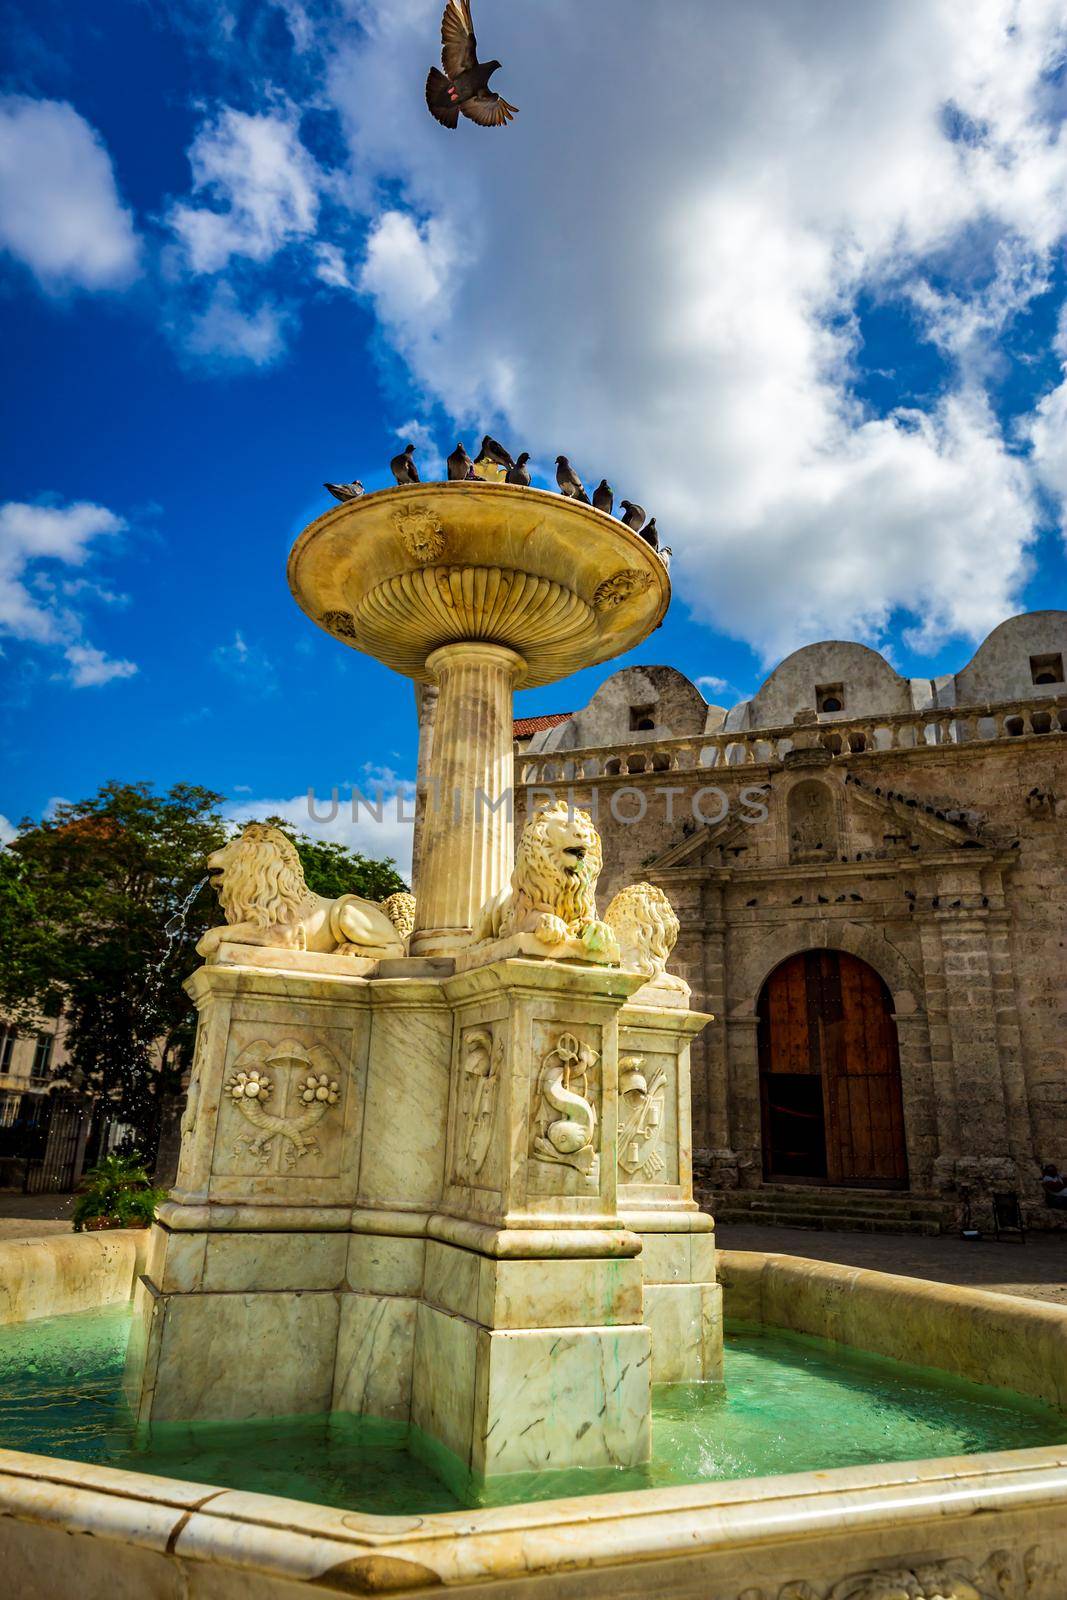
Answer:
[
  {"xmin": 0, "ymin": 785, "xmax": 407, "ymax": 1158},
  {"xmin": 72, "ymin": 1151, "xmax": 167, "ymax": 1231},
  {"xmin": 259, "ymin": 817, "xmax": 408, "ymax": 900}
]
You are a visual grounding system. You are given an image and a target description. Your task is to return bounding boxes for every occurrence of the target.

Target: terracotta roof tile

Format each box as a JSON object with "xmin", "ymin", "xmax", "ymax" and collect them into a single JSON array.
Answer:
[{"xmin": 513, "ymin": 711, "xmax": 574, "ymax": 737}]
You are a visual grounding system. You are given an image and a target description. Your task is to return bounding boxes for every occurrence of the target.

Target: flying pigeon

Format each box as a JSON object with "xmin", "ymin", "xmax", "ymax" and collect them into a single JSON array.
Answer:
[
  {"xmin": 324, "ymin": 480, "xmax": 364, "ymax": 503},
  {"xmin": 426, "ymin": 1, "xmax": 518, "ymax": 130},
  {"xmin": 556, "ymin": 456, "xmax": 589, "ymax": 502},
  {"xmin": 619, "ymin": 499, "xmax": 646, "ymax": 531},
  {"xmin": 447, "ymin": 442, "xmax": 474, "ymax": 480},
  {"xmin": 390, "ymin": 443, "xmax": 419, "ymax": 484},
  {"xmin": 639, "ymin": 517, "xmax": 660, "ymax": 551},
  {"xmin": 476, "ymin": 434, "xmax": 514, "ymax": 473},
  {"xmin": 592, "ymin": 479, "xmax": 613, "ymax": 514},
  {"xmin": 506, "ymin": 451, "xmax": 532, "ymax": 486}
]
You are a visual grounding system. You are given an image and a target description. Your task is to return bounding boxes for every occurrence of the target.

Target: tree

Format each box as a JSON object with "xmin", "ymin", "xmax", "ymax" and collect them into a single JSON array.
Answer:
[
  {"xmin": 261, "ymin": 819, "xmax": 408, "ymax": 901},
  {"xmin": 0, "ymin": 789, "xmax": 409, "ymax": 1157},
  {"xmin": 0, "ymin": 783, "xmax": 227, "ymax": 1154}
]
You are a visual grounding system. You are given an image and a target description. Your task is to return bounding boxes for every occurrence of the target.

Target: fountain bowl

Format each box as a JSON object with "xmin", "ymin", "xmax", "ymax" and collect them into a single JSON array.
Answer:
[{"xmin": 286, "ymin": 481, "xmax": 671, "ymax": 688}]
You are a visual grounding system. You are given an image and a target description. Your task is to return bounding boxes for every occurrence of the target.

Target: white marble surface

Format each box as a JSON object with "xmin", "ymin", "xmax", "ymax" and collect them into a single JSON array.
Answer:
[
  {"xmin": 346, "ymin": 1233, "xmax": 425, "ymax": 1297},
  {"xmin": 138, "ymin": 1290, "xmax": 341, "ymax": 1423},
  {"xmin": 356, "ymin": 999, "xmax": 451, "ymax": 1209},
  {"xmin": 477, "ymin": 1323, "xmax": 652, "ymax": 1477},
  {"xmin": 644, "ymin": 1282, "xmax": 723, "ymax": 1383},
  {"xmin": 333, "ymin": 1294, "xmax": 417, "ymax": 1420},
  {"xmin": 410, "ymin": 1300, "xmax": 479, "ymax": 1468},
  {"xmin": 200, "ymin": 1231, "xmax": 347, "ymax": 1293}
]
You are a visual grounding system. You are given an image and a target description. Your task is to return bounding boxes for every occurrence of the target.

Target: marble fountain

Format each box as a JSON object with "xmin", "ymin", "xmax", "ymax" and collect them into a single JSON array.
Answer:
[{"xmin": 2, "ymin": 479, "xmax": 1067, "ymax": 1599}]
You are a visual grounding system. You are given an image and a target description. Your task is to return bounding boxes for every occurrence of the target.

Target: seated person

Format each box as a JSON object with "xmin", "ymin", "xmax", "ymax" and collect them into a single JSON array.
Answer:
[{"xmin": 1041, "ymin": 1163, "xmax": 1067, "ymax": 1209}]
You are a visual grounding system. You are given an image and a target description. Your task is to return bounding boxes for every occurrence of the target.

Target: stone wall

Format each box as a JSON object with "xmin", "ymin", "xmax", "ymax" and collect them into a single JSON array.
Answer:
[{"xmin": 515, "ymin": 709, "xmax": 1067, "ymax": 1215}]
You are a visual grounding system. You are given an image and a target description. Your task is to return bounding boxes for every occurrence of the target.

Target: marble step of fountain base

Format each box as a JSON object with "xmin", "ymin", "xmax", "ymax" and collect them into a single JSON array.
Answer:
[{"xmin": 697, "ymin": 1183, "xmax": 953, "ymax": 1236}]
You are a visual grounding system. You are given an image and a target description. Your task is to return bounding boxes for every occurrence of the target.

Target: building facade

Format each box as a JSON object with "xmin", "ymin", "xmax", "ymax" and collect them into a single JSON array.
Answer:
[{"xmin": 511, "ymin": 610, "xmax": 1067, "ymax": 1227}]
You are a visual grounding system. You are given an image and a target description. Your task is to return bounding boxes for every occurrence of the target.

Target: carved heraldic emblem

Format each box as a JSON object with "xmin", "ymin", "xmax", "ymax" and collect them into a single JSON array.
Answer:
[
  {"xmin": 225, "ymin": 1038, "xmax": 341, "ymax": 1168},
  {"xmin": 618, "ymin": 1056, "xmax": 667, "ymax": 1180}
]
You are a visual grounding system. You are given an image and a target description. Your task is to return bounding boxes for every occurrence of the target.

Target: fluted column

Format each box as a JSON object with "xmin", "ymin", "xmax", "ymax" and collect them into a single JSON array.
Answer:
[{"xmin": 410, "ymin": 642, "xmax": 525, "ymax": 954}]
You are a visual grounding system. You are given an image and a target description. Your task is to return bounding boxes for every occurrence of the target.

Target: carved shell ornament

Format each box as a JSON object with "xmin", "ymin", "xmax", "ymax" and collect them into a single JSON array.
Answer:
[
  {"xmin": 593, "ymin": 568, "xmax": 654, "ymax": 610},
  {"xmin": 393, "ymin": 507, "xmax": 446, "ymax": 563}
]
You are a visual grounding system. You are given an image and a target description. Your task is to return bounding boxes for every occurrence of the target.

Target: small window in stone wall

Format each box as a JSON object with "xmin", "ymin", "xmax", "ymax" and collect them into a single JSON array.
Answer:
[
  {"xmin": 629, "ymin": 704, "xmax": 656, "ymax": 731},
  {"xmin": 1030, "ymin": 652, "xmax": 1064, "ymax": 686},
  {"xmin": 816, "ymin": 683, "xmax": 845, "ymax": 714}
]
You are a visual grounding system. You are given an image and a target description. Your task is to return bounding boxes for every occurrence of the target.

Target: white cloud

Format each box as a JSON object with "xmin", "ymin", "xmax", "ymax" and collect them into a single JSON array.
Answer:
[
  {"xmin": 170, "ymin": 105, "xmax": 321, "ymax": 274},
  {"xmin": 180, "ymin": 281, "xmax": 292, "ymax": 367},
  {"xmin": 1023, "ymin": 303, "xmax": 1067, "ymax": 534},
  {"xmin": 63, "ymin": 643, "xmax": 138, "ymax": 688},
  {"xmin": 223, "ymin": 779, "xmax": 415, "ymax": 881},
  {"xmin": 0, "ymin": 499, "xmax": 139, "ymax": 687},
  {"xmin": 324, "ymin": 0, "xmax": 1067, "ymax": 661},
  {"xmin": 212, "ymin": 629, "xmax": 278, "ymax": 692},
  {"xmin": 0, "ymin": 96, "xmax": 140, "ymax": 291},
  {"xmin": 0, "ymin": 815, "xmax": 16, "ymax": 848},
  {"xmin": 696, "ymin": 675, "xmax": 731, "ymax": 695},
  {"xmin": 358, "ymin": 210, "xmax": 459, "ymax": 330},
  {"xmin": 313, "ymin": 240, "xmax": 357, "ymax": 291}
]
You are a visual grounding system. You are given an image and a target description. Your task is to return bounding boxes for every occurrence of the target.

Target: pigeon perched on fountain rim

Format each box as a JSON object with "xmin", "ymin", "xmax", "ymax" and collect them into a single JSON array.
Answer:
[
  {"xmin": 506, "ymin": 451, "xmax": 532, "ymax": 486},
  {"xmin": 426, "ymin": 1, "xmax": 518, "ymax": 130},
  {"xmin": 620, "ymin": 499, "xmax": 646, "ymax": 531},
  {"xmin": 324, "ymin": 480, "xmax": 364, "ymax": 503},
  {"xmin": 556, "ymin": 455, "xmax": 590, "ymax": 503},
  {"xmin": 447, "ymin": 443, "xmax": 474, "ymax": 481},
  {"xmin": 390, "ymin": 444, "xmax": 419, "ymax": 484},
  {"xmin": 592, "ymin": 479, "xmax": 613, "ymax": 514}
]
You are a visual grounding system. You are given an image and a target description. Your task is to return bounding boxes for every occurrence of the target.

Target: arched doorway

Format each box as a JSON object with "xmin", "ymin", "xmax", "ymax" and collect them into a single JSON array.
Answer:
[{"xmin": 758, "ymin": 950, "xmax": 908, "ymax": 1187}]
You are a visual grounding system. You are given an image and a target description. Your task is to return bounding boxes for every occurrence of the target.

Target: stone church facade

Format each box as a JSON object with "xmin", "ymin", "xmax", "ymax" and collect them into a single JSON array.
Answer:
[{"xmin": 506, "ymin": 609, "xmax": 1067, "ymax": 1230}]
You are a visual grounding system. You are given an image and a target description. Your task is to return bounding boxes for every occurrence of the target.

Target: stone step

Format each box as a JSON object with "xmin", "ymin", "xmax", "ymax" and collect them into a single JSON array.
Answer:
[
  {"xmin": 737, "ymin": 1196, "xmax": 945, "ymax": 1221},
  {"xmin": 712, "ymin": 1185, "xmax": 947, "ymax": 1218},
  {"xmin": 695, "ymin": 1182, "xmax": 954, "ymax": 1236},
  {"xmin": 704, "ymin": 1203, "xmax": 944, "ymax": 1237}
]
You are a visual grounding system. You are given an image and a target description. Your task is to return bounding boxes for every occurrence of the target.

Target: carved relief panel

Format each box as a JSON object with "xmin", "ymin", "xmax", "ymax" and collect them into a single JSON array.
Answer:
[
  {"xmin": 527, "ymin": 1027, "xmax": 603, "ymax": 1197},
  {"xmin": 451, "ymin": 1024, "xmax": 505, "ymax": 1191},
  {"xmin": 616, "ymin": 1047, "xmax": 679, "ymax": 1191}
]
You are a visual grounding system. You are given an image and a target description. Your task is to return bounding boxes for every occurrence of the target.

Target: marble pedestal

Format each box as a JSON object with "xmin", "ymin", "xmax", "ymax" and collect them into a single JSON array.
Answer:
[{"xmin": 129, "ymin": 947, "xmax": 718, "ymax": 1488}]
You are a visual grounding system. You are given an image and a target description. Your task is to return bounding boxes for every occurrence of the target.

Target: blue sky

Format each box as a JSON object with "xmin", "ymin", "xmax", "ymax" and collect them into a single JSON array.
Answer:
[{"xmin": 1, "ymin": 0, "xmax": 1066, "ymax": 873}]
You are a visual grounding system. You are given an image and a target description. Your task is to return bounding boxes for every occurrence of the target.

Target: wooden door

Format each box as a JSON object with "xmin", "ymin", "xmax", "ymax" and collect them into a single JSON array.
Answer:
[{"xmin": 758, "ymin": 951, "xmax": 907, "ymax": 1187}]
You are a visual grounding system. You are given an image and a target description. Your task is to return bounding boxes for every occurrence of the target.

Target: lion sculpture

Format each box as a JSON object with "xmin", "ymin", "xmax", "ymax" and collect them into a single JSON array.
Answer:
[
  {"xmin": 197, "ymin": 823, "xmax": 411, "ymax": 960},
  {"xmin": 604, "ymin": 882, "xmax": 689, "ymax": 995},
  {"xmin": 472, "ymin": 802, "xmax": 620, "ymax": 964}
]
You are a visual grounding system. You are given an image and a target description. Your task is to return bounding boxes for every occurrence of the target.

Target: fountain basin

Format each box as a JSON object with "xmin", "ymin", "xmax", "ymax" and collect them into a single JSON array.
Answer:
[{"xmin": 2, "ymin": 1242, "xmax": 1066, "ymax": 1598}]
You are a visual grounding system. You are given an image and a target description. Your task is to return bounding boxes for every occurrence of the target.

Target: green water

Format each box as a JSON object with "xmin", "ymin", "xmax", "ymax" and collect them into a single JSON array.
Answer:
[{"xmin": 1, "ymin": 1306, "xmax": 1064, "ymax": 1513}]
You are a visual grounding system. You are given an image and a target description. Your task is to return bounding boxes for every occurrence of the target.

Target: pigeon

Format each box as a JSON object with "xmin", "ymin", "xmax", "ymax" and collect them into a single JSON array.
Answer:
[
  {"xmin": 659, "ymin": 546, "xmax": 673, "ymax": 569},
  {"xmin": 506, "ymin": 451, "xmax": 531, "ymax": 486},
  {"xmin": 745, "ymin": 898, "xmax": 758, "ymax": 908},
  {"xmin": 619, "ymin": 499, "xmax": 646, "ymax": 531},
  {"xmin": 476, "ymin": 434, "xmax": 514, "ymax": 473},
  {"xmin": 592, "ymin": 479, "xmax": 613, "ymax": 514},
  {"xmin": 791, "ymin": 896, "xmax": 803, "ymax": 906},
  {"xmin": 447, "ymin": 442, "xmax": 473, "ymax": 481},
  {"xmin": 324, "ymin": 480, "xmax": 364, "ymax": 502},
  {"xmin": 390, "ymin": 443, "xmax": 419, "ymax": 484},
  {"xmin": 639, "ymin": 517, "xmax": 660, "ymax": 552},
  {"xmin": 817, "ymin": 894, "xmax": 829, "ymax": 905},
  {"xmin": 426, "ymin": 1, "xmax": 518, "ymax": 130},
  {"xmin": 555, "ymin": 456, "xmax": 589, "ymax": 502}
]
